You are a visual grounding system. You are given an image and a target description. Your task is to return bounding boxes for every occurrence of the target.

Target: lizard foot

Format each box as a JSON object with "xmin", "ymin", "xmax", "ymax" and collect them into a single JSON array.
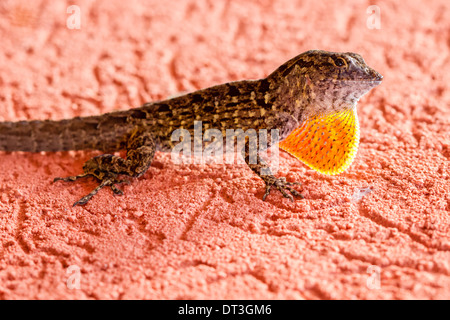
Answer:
[
  {"xmin": 54, "ymin": 171, "xmax": 130, "ymax": 206},
  {"xmin": 53, "ymin": 155, "xmax": 134, "ymax": 206},
  {"xmin": 262, "ymin": 176, "xmax": 304, "ymax": 202}
]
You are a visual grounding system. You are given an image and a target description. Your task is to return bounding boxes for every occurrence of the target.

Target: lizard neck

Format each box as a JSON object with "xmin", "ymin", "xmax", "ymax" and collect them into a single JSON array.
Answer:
[{"xmin": 265, "ymin": 67, "xmax": 311, "ymax": 121}]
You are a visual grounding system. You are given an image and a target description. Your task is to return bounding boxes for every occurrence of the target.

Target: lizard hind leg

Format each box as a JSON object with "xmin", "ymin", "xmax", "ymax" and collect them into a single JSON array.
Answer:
[
  {"xmin": 54, "ymin": 127, "xmax": 156, "ymax": 206},
  {"xmin": 54, "ymin": 155, "xmax": 131, "ymax": 206}
]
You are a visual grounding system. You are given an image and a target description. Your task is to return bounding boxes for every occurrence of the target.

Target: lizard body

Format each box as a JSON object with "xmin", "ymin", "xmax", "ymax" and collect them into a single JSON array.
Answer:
[{"xmin": 0, "ymin": 50, "xmax": 382, "ymax": 205}]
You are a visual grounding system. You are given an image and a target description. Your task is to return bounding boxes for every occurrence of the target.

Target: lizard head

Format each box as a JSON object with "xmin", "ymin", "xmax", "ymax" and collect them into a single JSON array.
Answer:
[
  {"xmin": 270, "ymin": 50, "xmax": 383, "ymax": 117},
  {"xmin": 276, "ymin": 50, "xmax": 383, "ymax": 175},
  {"xmin": 300, "ymin": 50, "xmax": 383, "ymax": 84}
]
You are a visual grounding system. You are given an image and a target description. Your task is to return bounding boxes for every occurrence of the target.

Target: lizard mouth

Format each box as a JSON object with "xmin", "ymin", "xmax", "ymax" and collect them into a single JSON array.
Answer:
[
  {"xmin": 352, "ymin": 73, "xmax": 383, "ymax": 83},
  {"xmin": 344, "ymin": 69, "xmax": 383, "ymax": 84},
  {"xmin": 343, "ymin": 75, "xmax": 383, "ymax": 86},
  {"xmin": 324, "ymin": 73, "xmax": 383, "ymax": 84},
  {"xmin": 346, "ymin": 79, "xmax": 382, "ymax": 83},
  {"xmin": 374, "ymin": 74, "xmax": 383, "ymax": 81},
  {"xmin": 362, "ymin": 71, "xmax": 383, "ymax": 83},
  {"xmin": 352, "ymin": 79, "xmax": 383, "ymax": 85}
]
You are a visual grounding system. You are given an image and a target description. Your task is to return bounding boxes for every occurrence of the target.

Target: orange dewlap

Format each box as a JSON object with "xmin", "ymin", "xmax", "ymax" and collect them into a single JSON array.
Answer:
[{"xmin": 279, "ymin": 108, "xmax": 360, "ymax": 175}]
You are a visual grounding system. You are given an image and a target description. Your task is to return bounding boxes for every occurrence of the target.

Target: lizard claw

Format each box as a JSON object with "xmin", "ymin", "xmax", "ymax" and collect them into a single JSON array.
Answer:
[{"xmin": 262, "ymin": 176, "xmax": 304, "ymax": 202}]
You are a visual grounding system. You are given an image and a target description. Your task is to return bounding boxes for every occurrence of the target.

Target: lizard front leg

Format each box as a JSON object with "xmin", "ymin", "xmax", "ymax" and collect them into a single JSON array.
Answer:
[
  {"xmin": 241, "ymin": 140, "xmax": 304, "ymax": 202},
  {"xmin": 54, "ymin": 126, "xmax": 156, "ymax": 206}
]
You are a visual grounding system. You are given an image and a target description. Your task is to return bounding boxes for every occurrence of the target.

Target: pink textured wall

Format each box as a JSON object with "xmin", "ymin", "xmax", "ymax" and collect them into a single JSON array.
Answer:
[{"xmin": 0, "ymin": 0, "xmax": 448, "ymax": 299}]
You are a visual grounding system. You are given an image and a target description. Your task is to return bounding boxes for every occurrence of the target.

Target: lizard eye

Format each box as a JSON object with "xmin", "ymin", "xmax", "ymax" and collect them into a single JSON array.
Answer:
[{"xmin": 334, "ymin": 57, "xmax": 346, "ymax": 67}]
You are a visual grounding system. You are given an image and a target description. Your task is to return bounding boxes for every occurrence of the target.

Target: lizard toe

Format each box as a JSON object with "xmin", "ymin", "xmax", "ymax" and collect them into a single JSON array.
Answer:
[{"xmin": 262, "ymin": 177, "xmax": 303, "ymax": 202}]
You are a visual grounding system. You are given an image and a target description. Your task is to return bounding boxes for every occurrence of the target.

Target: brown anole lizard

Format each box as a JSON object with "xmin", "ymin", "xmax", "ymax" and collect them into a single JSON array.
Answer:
[{"xmin": 0, "ymin": 50, "xmax": 382, "ymax": 206}]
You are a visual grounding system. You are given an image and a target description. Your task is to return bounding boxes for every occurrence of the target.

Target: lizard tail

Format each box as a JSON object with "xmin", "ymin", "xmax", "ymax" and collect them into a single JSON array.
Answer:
[{"xmin": 0, "ymin": 112, "xmax": 133, "ymax": 152}]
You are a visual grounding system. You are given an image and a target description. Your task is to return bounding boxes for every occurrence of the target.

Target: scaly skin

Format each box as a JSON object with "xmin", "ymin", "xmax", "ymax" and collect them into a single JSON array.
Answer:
[{"xmin": 0, "ymin": 50, "xmax": 382, "ymax": 206}]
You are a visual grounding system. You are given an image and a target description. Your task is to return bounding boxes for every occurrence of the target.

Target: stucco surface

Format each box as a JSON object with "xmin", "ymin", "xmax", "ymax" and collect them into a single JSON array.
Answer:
[{"xmin": 0, "ymin": 0, "xmax": 448, "ymax": 299}]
